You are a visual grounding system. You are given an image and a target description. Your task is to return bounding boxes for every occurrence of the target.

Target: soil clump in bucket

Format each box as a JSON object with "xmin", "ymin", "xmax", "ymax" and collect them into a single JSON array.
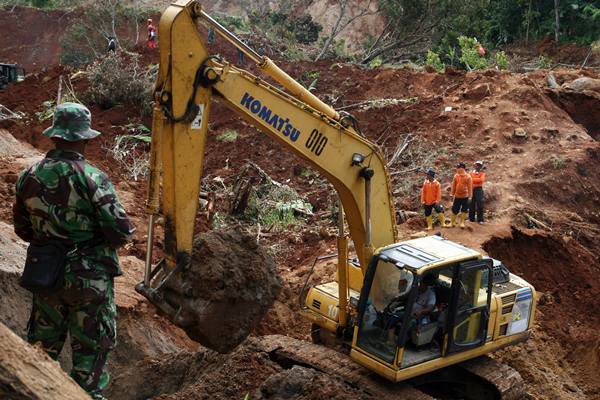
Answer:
[{"xmin": 164, "ymin": 227, "xmax": 282, "ymax": 353}]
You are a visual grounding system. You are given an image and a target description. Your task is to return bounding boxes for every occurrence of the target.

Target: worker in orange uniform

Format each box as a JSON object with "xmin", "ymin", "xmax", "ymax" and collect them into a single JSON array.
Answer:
[
  {"xmin": 421, "ymin": 169, "xmax": 447, "ymax": 230},
  {"xmin": 469, "ymin": 160, "xmax": 486, "ymax": 224},
  {"xmin": 147, "ymin": 18, "xmax": 157, "ymax": 49},
  {"xmin": 450, "ymin": 162, "xmax": 472, "ymax": 228}
]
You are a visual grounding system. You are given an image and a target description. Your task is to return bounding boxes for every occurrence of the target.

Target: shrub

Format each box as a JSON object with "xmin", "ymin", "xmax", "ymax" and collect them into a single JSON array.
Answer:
[
  {"xmin": 494, "ymin": 51, "xmax": 510, "ymax": 70},
  {"xmin": 551, "ymin": 156, "xmax": 566, "ymax": 169},
  {"xmin": 216, "ymin": 130, "xmax": 238, "ymax": 142},
  {"xmin": 369, "ymin": 56, "xmax": 383, "ymax": 68},
  {"xmin": 425, "ymin": 50, "xmax": 444, "ymax": 72},
  {"xmin": 458, "ymin": 36, "xmax": 488, "ymax": 70},
  {"xmin": 535, "ymin": 55, "xmax": 553, "ymax": 69},
  {"xmin": 83, "ymin": 52, "xmax": 154, "ymax": 115}
]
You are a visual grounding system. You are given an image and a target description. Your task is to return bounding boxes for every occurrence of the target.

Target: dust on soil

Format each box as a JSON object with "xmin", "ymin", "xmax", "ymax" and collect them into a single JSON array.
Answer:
[{"xmin": 0, "ymin": 6, "xmax": 600, "ymax": 399}]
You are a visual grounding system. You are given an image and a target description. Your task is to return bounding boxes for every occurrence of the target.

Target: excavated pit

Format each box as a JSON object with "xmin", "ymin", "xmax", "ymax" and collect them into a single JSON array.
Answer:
[
  {"xmin": 484, "ymin": 228, "xmax": 600, "ymax": 398},
  {"xmin": 163, "ymin": 228, "xmax": 282, "ymax": 353},
  {"xmin": 545, "ymin": 82, "xmax": 600, "ymax": 141}
]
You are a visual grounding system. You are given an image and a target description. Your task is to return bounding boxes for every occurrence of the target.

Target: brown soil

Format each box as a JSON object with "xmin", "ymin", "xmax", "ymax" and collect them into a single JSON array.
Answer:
[
  {"xmin": 484, "ymin": 228, "xmax": 600, "ymax": 399},
  {"xmin": 0, "ymin": 7, "xmax": 73, "ymax": 71},
  {"xmin": 163, "ymin": 228, "xmax": 282, "ymax": 353},
  {"xmin": 0, "ymin": 6, "xmax": 600, "ymax": 400}
]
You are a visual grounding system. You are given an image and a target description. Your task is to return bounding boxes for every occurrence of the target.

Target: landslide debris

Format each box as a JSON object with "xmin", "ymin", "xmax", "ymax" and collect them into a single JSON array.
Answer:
[
  {"xmin": 0, "ymin": 322, "xmax": 88, "ymax": 400},
  {"xmin": 163, "ymin": 227, "xmax": 282, "ymax": 353}
]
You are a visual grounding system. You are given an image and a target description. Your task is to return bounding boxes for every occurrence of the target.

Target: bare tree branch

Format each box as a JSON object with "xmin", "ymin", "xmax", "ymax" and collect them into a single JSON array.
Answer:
[{"xmin": 315, "ymin": 0, "xmax": 378, "ymax": 61}]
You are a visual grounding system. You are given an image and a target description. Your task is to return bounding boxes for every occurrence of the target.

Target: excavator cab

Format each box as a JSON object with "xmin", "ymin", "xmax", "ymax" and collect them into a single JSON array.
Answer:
[{"xmin": 340, "ymin": 235, "xmax": 534, "ymax": 381}]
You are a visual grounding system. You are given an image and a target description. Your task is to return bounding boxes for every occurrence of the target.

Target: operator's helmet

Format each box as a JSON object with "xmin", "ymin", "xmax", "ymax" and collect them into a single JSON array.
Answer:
[
  {"xmin": 426, "ymin": 169, "xmax": 436, "ymax": 178},
  {"xmin": 456, "ymin": 162, "xmax": 466, "ymax": 169},
  {"xmin": 475, "ymin": 160, "xmax": 483, "ymax": 166},
  {"xmin": 42, "ymin": 102, "xmax": 100, "ymax": 142}
]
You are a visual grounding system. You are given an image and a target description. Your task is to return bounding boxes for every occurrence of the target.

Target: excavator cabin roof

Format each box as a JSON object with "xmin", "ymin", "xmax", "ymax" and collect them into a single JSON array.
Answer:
[{"xmin": 377, "ymin": 235, "xmax": 480, "ymax": 272}]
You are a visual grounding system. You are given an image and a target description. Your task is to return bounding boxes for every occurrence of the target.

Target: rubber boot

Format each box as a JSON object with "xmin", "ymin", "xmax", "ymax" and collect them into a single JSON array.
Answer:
[
  {"xmin": 438, "ymin": 213, "xmax": 447, "ymax": 228},
  {"xmin": 426, "ymin": 216, "xmax": 433, "ymax": 231},
  {"xmin": 460, "ymin": 212, "xmax": 467, "ymax": 228},
  {"xmin": 450, "ymin": 213, "xmax": 457, "ymax": 227}
]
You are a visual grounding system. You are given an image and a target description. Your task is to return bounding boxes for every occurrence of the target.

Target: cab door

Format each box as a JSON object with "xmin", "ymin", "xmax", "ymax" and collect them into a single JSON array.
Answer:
[{"xmin": 446, "ymin": 259, "xmax": 492, "ymax": 354}]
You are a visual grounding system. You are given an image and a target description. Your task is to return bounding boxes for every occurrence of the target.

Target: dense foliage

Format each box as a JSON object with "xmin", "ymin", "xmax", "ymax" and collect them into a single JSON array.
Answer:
[{"xmin": 379, "ymin": 0, "xmax": 600, "ymax": 48}]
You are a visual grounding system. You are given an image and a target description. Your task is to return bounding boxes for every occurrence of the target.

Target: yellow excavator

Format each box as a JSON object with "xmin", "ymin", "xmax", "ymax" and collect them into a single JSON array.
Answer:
[{"xmin": 137, "ymin": 1, "xmax": 536, "ymax": 398}]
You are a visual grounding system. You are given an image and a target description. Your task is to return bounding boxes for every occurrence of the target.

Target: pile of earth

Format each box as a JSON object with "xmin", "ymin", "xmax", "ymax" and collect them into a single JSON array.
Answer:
[
  {"xmin": 162, "ymin": 227, "xmax": 282, "ymax": 352},
  {"xmin": 484, "ymin": 227, "xmax": 600, "ymax": 399}
]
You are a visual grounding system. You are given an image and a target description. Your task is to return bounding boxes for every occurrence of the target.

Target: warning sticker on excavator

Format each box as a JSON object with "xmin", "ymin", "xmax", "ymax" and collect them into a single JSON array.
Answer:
[
  {"xmin": 507, "ymin": 289, "xmax": 532, "ymax": 335},
  {"xmin": 191, "ymin": 104, "xmax": 205, "ymax": 130}
]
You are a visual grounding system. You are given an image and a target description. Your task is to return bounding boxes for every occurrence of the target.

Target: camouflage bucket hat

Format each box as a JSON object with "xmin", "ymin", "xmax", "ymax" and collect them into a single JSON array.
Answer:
[{"xmin": 42, "ymin": 102, "xmax": 101, "ymax": 142}]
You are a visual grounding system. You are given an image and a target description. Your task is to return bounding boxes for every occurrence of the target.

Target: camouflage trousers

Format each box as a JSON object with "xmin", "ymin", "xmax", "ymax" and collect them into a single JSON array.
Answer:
[{"xmin": 27, "ymin": 268, "xmax": 116, "ymax": 399}]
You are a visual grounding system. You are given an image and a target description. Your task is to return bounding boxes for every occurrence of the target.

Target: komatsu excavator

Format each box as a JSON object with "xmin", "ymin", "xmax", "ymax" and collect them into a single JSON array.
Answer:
[{"xmin": 137, "ymin": 1, "xmax": 537, "ymax": 398}]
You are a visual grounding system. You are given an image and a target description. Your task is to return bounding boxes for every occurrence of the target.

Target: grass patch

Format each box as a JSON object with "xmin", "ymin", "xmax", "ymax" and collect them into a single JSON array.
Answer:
[{"xmin": 217, "ymin": 130, "xmax": 239, "ymax": 142}]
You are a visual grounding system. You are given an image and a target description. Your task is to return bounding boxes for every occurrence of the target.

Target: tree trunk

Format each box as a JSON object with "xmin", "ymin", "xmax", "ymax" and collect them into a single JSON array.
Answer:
[
  {"xmin": 315, "ymin": 0, "xmax": 347, "ymax": 61},
  {"xmin": 554, "ymin": 0, "xmax": 560, "ymax": 43}
]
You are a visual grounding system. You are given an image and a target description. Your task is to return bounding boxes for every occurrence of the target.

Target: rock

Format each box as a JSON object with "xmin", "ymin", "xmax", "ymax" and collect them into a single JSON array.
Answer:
[
  {"xmin": 564, "ymin": 77, "xmax": 600, "ymax": 93},
  {"xmin": 512, "ymin": 128, "xmax": 528, "ymax": 140},
  {"xmin": 546, "ymin": 73, "xmax": 559, "ymax": 89},
  {"xmin": 462, "ymin": 83, "xmax": 492, "ymax": 101}
]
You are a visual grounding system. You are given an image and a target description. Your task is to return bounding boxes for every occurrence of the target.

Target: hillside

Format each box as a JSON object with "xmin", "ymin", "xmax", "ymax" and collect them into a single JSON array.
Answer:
[{"xmin": 0, "ymin": 3, "xmax": 599, "ymax": 400}]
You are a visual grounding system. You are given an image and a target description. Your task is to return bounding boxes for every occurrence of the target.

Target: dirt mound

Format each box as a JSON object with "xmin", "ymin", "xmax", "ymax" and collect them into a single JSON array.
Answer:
[
  {"xmin": 0, "ymin": 221, "xmax": 31, "ymax": 337},
  {"xmin": 255, "ymin": 365, "xmax": 368, "ymax": 400},
  {"xmin": 163, "ymin": 228, "xmax": 282, "ymax": 353},
  {"xmin": 108, "ymin": 335, "xmax": 373, "ymax": 400},
  {"xmin": 108, "ymin": 342, "xmax": 281, "ymax": 400},
  {"xmin": 0, "ymin": 7, "xmax": 73, "ymax": 71},
  {"xmin": 0, "ymin": 322, "xmax": 88, "ymax": 400},
  {"xmin": 484, "ymin": 227, "xmax": 600, "ymax": 397}
]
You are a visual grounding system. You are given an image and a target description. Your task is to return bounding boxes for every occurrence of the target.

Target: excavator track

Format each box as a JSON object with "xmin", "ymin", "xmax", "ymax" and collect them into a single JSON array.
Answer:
[
  {"xmin": 460, "ymin": 356, "xmax": 528, "ymax": 400},
  {"xmin": 252, "ymin": 335, "xmax": 433, "ymax": 399},
  {"xmin": 251, "ymin": 335, "xmax": 527, "ymax": 400}
]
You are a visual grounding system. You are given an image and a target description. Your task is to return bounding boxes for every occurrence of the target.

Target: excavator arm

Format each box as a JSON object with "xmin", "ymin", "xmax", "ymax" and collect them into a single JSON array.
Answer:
[{"xmin": 138, "ymin": 0, "xmax": 398, "ymax": 320}]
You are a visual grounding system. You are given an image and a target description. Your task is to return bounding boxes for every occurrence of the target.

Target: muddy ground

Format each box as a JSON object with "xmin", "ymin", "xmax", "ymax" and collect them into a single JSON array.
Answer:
[{"xmin": 1, "ymin": 6, "xmax": 600, "ymax": 400}]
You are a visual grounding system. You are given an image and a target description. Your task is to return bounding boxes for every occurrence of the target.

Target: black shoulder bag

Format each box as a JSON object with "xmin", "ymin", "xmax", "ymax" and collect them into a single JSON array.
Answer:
[{"xmin": 20, "ymin": 241, "xmax": 69, "ymax": 293}]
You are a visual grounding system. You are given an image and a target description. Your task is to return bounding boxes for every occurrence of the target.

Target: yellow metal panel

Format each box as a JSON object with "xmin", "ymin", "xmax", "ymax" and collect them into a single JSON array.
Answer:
[
  {"xmin": 394, "ymin": 331, "xmax": 529, "ymax": 381},
  {"xmin": 156, "ymin": 2, "xmax": 211, "ymax": 264}
]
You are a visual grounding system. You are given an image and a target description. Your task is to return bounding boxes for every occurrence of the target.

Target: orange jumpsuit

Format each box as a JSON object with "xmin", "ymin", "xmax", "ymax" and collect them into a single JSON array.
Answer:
[
  {"xmin": 451, "ymin": 168, "xmax": 472, "ymax": 214},
  {"xmin": 421, "ymin": 179, "xmax": 443, "ymax": 216}
]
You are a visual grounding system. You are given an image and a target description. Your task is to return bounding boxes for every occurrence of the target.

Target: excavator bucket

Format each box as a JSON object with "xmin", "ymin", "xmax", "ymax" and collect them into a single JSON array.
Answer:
[{"xmin": 136, "ymin": 227, "xmax": 281, "ymax": 353}]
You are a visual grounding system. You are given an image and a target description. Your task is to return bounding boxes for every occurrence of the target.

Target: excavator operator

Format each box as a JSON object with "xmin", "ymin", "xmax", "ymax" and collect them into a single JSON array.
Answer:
[{"xmin": 382, "ymin": 274, "xmax": 437, "ymax": 343}]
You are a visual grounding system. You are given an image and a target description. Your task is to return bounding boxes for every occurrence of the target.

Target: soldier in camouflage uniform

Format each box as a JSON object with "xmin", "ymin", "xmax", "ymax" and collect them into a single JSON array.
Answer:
[{"xmin": 13, "ymin": 102, "xmax": 135, "ymax": 399}]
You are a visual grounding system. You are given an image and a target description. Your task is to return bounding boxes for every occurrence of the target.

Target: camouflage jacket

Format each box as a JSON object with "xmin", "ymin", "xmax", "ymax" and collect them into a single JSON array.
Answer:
[{"xmin": 13, "ymin": 149, "xmax": 135, "ymax": 276}]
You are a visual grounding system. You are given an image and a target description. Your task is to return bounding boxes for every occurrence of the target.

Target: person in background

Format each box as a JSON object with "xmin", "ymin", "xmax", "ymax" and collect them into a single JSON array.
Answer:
[
  {"xmin": 450, "ymin": 162, "xmax": 472, "ymax": 228},
  {"xmin": 107, "ymin": 37, "xmax": 116, "ymax": 53},
  {"xmin": 147, "ymin": 18, "xmax": 157, "ymax": 49},
  {"xmin": 207, "ymin": 27, "xmax": 215, "ymax": 45},
  {"xmin": 469, "ymin": 160, "xmax": 486, "ymax": 224},
  {"xmin": 420, "ymin": 169, "xmax": 446, "ymax": 230}
]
